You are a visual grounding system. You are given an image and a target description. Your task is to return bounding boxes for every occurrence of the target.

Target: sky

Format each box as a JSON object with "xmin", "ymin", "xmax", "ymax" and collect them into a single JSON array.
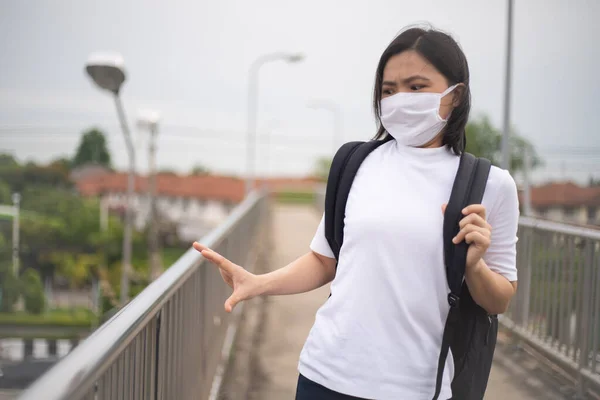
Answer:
[{"xmin": 0, "ymin": 0, "xmax": 598, "ymax": 185}]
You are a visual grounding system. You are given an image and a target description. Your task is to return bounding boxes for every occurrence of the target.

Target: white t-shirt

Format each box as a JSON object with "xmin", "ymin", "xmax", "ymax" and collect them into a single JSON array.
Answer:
[{"xmin": 299, "ymin": 140, "xmax": 519, "ymax": 399}]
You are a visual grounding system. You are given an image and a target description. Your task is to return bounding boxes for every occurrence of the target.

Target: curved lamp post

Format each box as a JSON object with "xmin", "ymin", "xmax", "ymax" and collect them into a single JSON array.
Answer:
[
  {"xmin": 307, "ymin": 99, "xmax": 343, "ymax": 154},
  {"xmin": 245, "ymin": 52, "xmax": 304, "ymax": 196},
  {"xmin": 85, "ymin": 52, "xmax": 134, "ymax": 306}
]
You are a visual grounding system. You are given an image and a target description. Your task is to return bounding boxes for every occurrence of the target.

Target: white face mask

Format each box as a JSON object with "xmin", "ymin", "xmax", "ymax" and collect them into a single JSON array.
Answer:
[{"xmin": 380, "ymin": 84, "xmax": 459, "ymax": 147}]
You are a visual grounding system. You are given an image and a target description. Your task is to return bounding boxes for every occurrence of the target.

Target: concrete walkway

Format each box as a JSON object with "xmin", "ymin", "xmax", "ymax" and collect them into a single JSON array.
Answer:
[
  {"xmin": 248, "ymin": 204, "xmax": 542, "ymax": 400},
  {"xmin": 249, "ymin": 205, "xmax": 331, "ymax": 399},
  {"xmin": 0, "ymin": 390, "xmax": 20, "ymax": 400}
]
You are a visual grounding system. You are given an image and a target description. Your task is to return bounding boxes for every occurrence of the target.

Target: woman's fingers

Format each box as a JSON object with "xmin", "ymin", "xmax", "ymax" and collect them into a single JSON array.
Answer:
[
  {"xmin": 465, "ymin": 231, "xmax": 491, "ymax": 247},
  {"xmin": 459, "ymin": 213, "xmax": 491, "ymax": 230},
  {"xmin": 193, "ymin": 242, "xmax": 238, "ymax": 274},
  {"xmin": 462, "ymin": 204, "xmax": 486, "ymax": 220},
  {"xmin": 225, "ymin": 293, "xmax": 241, "ymax": 313},
  {"xmin": 453, "ymin": 224, "xmax": 490, "ymax": 244},
  {"xmin": 192, "ymin": 242, "xmax": 207, "ymax": 252},
  {"xmin": 193, "ymin": 242, "xmax": 256, "ymax": 313},
  {"xmin": 442, "ymin": 203, "xmax": 488, "ymax": 228}
]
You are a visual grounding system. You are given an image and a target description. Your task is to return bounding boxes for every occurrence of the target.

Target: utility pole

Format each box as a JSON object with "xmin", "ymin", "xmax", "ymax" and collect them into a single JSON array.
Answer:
[
  {"xmin": 501, "ymin": 0, "xmax": 514, "ymax": 170},
  {"xmin": 138, "ymin": 110, "xmax": 162, "ymax": 281},
  {"xmin": 147, "ymin": 122, "xmax": 162, "ymax": 280},
  {"xmin": 94, "ymin": 197, "xmax": 109, "ymax": 315},
  {"xmin": 100, "ymin": 197, "xmax": 109, "ymax": 232},
  {"xmin": 12, "ymin": 193, "xmax": 20, "ymax": 276},
  {"xmin": 114, "ymin": 95, "xmax": 135, "ymax": 306}
]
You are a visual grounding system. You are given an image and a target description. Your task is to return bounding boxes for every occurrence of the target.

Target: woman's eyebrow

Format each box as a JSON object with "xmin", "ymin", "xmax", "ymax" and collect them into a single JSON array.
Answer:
[
  {"xmin": 403, "ymin": 75, "xmax": 431, "ymax": 84},
  {"xmin": 382, "ymin": 75, "xmax": 431, "ymax": 87}
]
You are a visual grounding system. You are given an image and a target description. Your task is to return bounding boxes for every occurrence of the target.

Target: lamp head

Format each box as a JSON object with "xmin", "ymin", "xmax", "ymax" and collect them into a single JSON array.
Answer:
[
  {"xmin": 85, "ymin": 52, "xmax": 126, "ymax": 94},
  {"xmin": 286, "ymin": 53, "xmax": 305, "ymax": 63}
]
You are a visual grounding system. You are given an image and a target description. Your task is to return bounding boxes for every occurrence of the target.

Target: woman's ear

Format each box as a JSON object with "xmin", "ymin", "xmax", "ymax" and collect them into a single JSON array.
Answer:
[{"xmin": 451, "ymin": 84, "xmax": 465, "ymax": 108}]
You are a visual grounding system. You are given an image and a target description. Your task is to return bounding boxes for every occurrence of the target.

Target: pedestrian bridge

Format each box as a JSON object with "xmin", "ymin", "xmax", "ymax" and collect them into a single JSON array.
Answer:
[{"xmin": 17, "ymin": 192, "xmax": 600, "ymax": 399}]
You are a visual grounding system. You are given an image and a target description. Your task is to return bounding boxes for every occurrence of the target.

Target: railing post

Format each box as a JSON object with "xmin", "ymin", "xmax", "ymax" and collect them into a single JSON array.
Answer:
[
  {"xmin": 577, "ymin": 239, "xmax": 595, "ymax": 398},
  {"xmin": 152, "ymin": 311, "xmax": 162, "ymax": 400},
  {"xmin": 522, "ymin": 227, "xmax": 533, "ymax": 328},
  {"xmin": 514, "ymin": 226, "xmax": 533, "ymax": 330},
  {"xmin": 200, "ymin": 259, "xmax": 207, "ymax": 393}
]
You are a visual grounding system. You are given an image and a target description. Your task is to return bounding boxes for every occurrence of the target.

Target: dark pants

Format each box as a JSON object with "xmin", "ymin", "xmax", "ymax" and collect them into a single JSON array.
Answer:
[
  {"xmin": 295, "ymin": 373, "xmax": 453, "ymax": 400},
  {"xmin": 295, "ymin": 374, "xmax": 369, "ymax": 400}
]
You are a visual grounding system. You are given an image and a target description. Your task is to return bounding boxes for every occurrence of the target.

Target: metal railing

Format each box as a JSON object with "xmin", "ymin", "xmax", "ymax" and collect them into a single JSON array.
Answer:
[
  {"xmin": 502, "ymin": 216, "xmax": 600, "ymax": 396},
  {"xmin": 19, "ymin": 192, "xmax": 269, "ymax": 400}
]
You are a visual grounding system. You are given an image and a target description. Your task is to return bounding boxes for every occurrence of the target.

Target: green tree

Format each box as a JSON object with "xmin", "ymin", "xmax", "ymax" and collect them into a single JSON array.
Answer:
[
  {"xmin": 0, "ymin": 154, "xmax": 18, "ymax": 168},
  {"xmin": 190, "ymin": 164, "xmax": 210, "ymax": 175},
  {"xmin": 588, "ymin": 177, "xmax": 600, "ymax": 187},
  {"xmin": 465, "ymin": 115, "xmax": 542, "ymax": 173},
  {"xmin": 0, "ymin": 233, "xmax": 20, "ymax": 312},
  {"xmin": 0, "ymin": 180, "xmax": 11, "ymax": 204},
  {"xmin": 0, "ymin": 162, "xmax": 71, "ymax": 192},
  {"xmin": 158, "ymin": 168, "xmax": 178, "ymax": 175},
  {"xmin": 0, "ymin": 270, "xmax": 20, "ymax": 313},
  {"xmin": 72, "ymin": 128, "xmax": 112, "ymax": 168},
  {"xmin": 0, "ymin": 184, "xmax": 155, "ymax": 298},
  {"xmin": 49, "ymin": 157, "xmax": 72, "ymax": 174},
  {"xmin": 21, "ymin": 268, "xmax": 45, "ymax": 314},
  {"xmin": 0, "ymin": 187, "xmax": 107, "ymax": 280},
  {"xmin": 0, "ymin": 153, "xmax": 158, "ymax": 303}
]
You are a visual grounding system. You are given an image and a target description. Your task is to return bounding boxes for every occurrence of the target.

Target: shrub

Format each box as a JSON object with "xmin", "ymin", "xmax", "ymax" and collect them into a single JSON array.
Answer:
[
  {"xmin": 0, "ymin": 268, "xmax": 20, "ymax": 312},
  {"xmin": 22, "ymin": 268, "xmax": 45, "ymax": 314}
]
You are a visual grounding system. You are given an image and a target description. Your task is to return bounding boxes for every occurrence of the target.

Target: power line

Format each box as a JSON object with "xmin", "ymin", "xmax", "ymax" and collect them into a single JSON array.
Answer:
[
  {"xmin": 3, "ymin": 125, "xmax": 598, "ymax": 147},
  {"xmin": 2, "ymin": 124, "xmax": 598, "ymax": 148},
  {"xmin": 0, "ymin": 124, "xmax": 333, "ymax": 144}
]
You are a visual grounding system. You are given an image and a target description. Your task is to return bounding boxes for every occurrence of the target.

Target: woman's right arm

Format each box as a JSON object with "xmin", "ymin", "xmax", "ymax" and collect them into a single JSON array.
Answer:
[
  {"xmin": 260, "ymin": 251, "xmax": 336, "ymax": 296},
  {"xmin": 193, "ymin": 242, "xmax": 336, "ymax": 312}
]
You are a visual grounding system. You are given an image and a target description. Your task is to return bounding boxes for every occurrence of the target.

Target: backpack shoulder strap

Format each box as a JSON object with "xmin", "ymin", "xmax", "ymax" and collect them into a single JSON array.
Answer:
[
  {"xmin": 432, "ymin": 153, "xmax": 492, "ymax": 400},
  {"xmin": 324, "ymin": 141, "xmax": 365, "ymax": 259},
  {"xmin": 443, "ymin": 153, "xmax": 491, "ymax": 296},
  {"xmin": 325, "ymin": 137, "xmax": 393, "ymax": 260}
]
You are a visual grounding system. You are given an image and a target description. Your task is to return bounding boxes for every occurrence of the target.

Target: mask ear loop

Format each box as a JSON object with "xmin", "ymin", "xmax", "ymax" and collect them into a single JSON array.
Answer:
[
  {"xmin": 438, "ymin": 84, "xmax": 462, "ymax": 122},
  {"xmin": 441, "ymin": 83, "xmax": 460, "ymax": 97}
]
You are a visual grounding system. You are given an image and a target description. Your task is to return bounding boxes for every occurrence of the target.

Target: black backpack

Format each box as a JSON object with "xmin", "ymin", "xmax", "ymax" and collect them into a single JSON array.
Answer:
[{"xmin": 323, "ymin": 137, "xmax": 497, "ymax": 400}]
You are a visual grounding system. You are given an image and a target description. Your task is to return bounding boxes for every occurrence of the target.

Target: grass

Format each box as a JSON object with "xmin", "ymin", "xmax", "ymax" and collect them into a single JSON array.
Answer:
[
  {"xmin": 1, "ymin": 333, "xmax": 84, "ymax": 340},
  {"xmin": 274, "ymin": 190, "xmax": 316, "ymax": 204},
  {"xmin": 163, "ymin": 247, "xmax": 187, "ymax": 267},
  {"xmin": 0, "ymin": 307, "xmax": 97, "ymax": 327}
]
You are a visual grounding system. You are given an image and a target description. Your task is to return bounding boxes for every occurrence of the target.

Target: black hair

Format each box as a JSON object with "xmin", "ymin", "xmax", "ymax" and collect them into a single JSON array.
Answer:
[{"xmin": 373, "ymin": 26, "xmax": 471, "ymax": 155}]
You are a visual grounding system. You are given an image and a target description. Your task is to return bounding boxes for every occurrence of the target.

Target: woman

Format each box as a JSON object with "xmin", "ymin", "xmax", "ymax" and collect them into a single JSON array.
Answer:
[{"xmin": 193, "ymin": 26, "xmax": 519, "ymax": 399}]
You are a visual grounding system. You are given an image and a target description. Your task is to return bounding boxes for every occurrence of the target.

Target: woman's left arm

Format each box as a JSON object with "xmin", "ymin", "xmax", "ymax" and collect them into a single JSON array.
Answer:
[
  {"xmin": 450, "ymin": 171, "xmax": 520, "ymax": 315},
  {"xmin": 464, "ymin": 259, "xmax": 517, "ymax": 315}
]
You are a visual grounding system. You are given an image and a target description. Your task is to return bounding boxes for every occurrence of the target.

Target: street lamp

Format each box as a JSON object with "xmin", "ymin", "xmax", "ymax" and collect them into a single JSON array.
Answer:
[
  {"xmin": 245, "ymin": 51, "xmax": 305, "ymax": 196},
  {"xmin": 307, "ymin": 99, "xmax": 343, "ymax": 154},
  {"xmin": 85, "ymin": 51, "xmax": 135, "ymax": 306},
  {"xmin": 137, "ymin": 110, "xmax": 162, "ymax": 281},
  {"xmin": 260, "ymin": 119, "xmax": 281, "ymax": 191}
]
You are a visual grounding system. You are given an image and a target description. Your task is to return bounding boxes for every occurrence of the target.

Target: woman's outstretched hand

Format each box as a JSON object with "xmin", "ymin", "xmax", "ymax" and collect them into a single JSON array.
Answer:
[{"xmin": 193, "ymin": 242, "xmax": 262, "ymax": 313}]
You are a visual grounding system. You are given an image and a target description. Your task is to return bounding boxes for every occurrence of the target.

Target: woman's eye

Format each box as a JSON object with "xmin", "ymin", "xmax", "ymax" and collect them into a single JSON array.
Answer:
[
  {"xmin": 382, "ymin": 89, "xmax": 394, "ymax": 96},
  {"xmin": 410, "ymin": 84, "xmax": 425, "ymax": 91}
]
